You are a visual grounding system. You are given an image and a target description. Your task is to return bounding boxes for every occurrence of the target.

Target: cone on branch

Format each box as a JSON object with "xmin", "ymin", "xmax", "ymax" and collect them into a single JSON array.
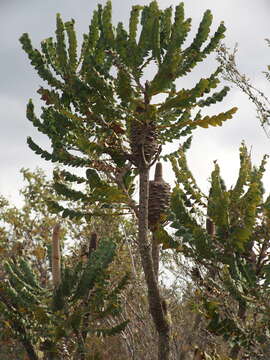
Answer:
[
  {"xmin": 148, "ymin": 162, "xmax": 171, "ymax": 231},
  {"xmin": 130, "ymin": 118, "xmax": 159, "ymax": 168},
  {"xmin": 81, "ymin": 232, "xmax": 98, "ymax": 263},
  {"xmin": 206, "ymin": 218, "xmax": 216, "ymax": 238}
]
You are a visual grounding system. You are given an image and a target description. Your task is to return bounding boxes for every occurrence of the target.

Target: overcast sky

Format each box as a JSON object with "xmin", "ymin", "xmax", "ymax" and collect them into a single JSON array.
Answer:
[{"xmin": 1, "ymin": 0, "xmax": 270, "ymax": 205}]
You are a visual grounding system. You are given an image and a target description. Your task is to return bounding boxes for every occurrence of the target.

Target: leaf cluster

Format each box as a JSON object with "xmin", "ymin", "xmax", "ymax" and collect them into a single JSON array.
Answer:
[
  {"xmin": 19, "ymin": 1, "xmax": 237, "ymax": 214},
  {"xmin": 0, "ymin": 238, "xmax": 129, "ymax": 358},
  {"xmin": 169, "ymin": 142, "xmax": 270, "ymax": 357}
]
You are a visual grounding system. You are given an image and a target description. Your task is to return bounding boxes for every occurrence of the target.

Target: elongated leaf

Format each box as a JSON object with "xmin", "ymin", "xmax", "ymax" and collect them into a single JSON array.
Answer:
[{"xmin": 65, "ymin": 19, "xmax": 78, "ymax": 71}]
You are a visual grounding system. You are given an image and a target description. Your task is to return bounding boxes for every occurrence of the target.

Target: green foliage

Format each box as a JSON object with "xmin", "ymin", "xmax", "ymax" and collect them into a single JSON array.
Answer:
[
  {"xmin": 19, "ymin": 3, "xmax": 240, "ymax": 358},
  {"xmin": 20, "ymin": 33, "xmax": 63, "ymax": 89},
  {"xmin": 169, "ymin": 143, "xmax": 270, "ymax": 357},
  {"xmin": 0, "ymin": 168, "xmax": 136, "ymax": 359},
  {"xmin": 73, "ymin": 238, "xmax": 116, "ymax": 300},
  {"xmin": 20, "ymin": 1, "xmax": 236, "ymax": 216},
  {"xmin": 153, "ymin": 226, "xmax": 181, "ymax": 250},
  {"xmin": 0, "ymin": 239, "xmax": 129, "ymax": 359}
]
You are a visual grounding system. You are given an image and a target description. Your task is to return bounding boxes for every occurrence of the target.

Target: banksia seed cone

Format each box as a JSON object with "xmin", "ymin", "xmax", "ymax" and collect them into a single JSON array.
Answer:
[
  {"xmin": 80, "ymin": 232, "xmax": 98, "ymax": 263},
  {"xmin": 52, "ymin": 223, "xmax": 61, "ymax": 288},
  {"xmin": 130, "ymin": 119, "xmax": 159, "ymax": 167},
  {"xmin": 88, "ymin": 232, "xmax": 98, "ymax": 257},
  {"xmin": 148, "ymin": 162, "xmax": 171, "ymax": 230}
]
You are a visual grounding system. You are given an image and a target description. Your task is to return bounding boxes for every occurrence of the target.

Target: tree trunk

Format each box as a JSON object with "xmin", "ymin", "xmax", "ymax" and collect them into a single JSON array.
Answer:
[
  {"xmin": 138, "ymin": 167, "xmax": 170, "ymax": 360},
  {"xmin": 152, "ymin": 232, "xmax": 160, "ymax": 279}
]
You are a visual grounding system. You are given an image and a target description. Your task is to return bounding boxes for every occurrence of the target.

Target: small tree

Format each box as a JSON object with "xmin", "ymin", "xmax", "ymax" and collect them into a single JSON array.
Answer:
[
  {"xmin": 20, "ymin": 1, "xmax": 237, "ymax": 358},
  {"xmin": 170, "ymin": 142, "xmax": 270, "ymax": 359},
  {"xmin": 0, "ymin": 227, "xmax": 129, "ymax": 360},
  {"xmin": 0, "ymin": 169, "xmax": 135, "ymax": 359}
]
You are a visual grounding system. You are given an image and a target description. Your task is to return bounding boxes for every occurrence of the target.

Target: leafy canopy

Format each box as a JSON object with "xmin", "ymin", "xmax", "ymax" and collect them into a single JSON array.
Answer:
[{"xmin": 19, "ymin": 1, "xmax": 237, "ymax": 219}]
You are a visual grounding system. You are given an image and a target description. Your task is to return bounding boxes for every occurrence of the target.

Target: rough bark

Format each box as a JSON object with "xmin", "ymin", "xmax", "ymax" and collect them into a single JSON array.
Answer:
[
  {"xmin": 138, "ymin": 167, "xmax": 170, "ymax": 360},
  {"xmin": 52, "ymin": 223, "xmax": 61, "ymax": 288},
  {"xmin": 151, "ymin": 232, "xmax": 160, "ymax": 279}
]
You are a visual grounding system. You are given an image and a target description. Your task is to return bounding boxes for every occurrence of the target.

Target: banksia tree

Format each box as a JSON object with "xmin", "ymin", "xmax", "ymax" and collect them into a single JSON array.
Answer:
[
  {"xmin": 0, "ymin": 229, "xmax": 129, "ymax": 360},
  {"xmin": 20, "ymin": 1, "xmax": 237, "ymax": 358},
  {"xmin": 169, "ymin": 143, "xmax": 270, "ymax": 359}
]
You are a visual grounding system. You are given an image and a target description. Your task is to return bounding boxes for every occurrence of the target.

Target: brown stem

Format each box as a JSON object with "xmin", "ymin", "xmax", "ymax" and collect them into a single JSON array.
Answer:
[
  {"xmin": 138, "ymin": 167, "xmax": 170, "ymax": 360},
  {"xmin": 152, "ymin": 231, "xmax": 160, "ymax": 279},
  {"xmin": 88, "ymin": 232, "xmax": 98, "ymax": 256},
  {"xmin": 52, "ymin": 223, "xmax": 61, "ymax": 288}
]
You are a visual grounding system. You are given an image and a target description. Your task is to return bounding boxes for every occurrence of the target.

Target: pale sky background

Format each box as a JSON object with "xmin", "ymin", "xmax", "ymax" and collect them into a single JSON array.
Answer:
[{"xmin": 1, "ymin": 0, "xmax": 270, "ymax": 206}]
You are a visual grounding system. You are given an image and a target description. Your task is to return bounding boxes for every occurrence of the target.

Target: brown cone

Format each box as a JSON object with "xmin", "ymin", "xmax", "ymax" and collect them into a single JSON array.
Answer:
[
  {"xmin": 148, "ymin": 162, "xmax": 171, "ymax": 230},
  {"xmin": 130, "ymin": 120, "xmax": 159, "ymax": 167}
]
